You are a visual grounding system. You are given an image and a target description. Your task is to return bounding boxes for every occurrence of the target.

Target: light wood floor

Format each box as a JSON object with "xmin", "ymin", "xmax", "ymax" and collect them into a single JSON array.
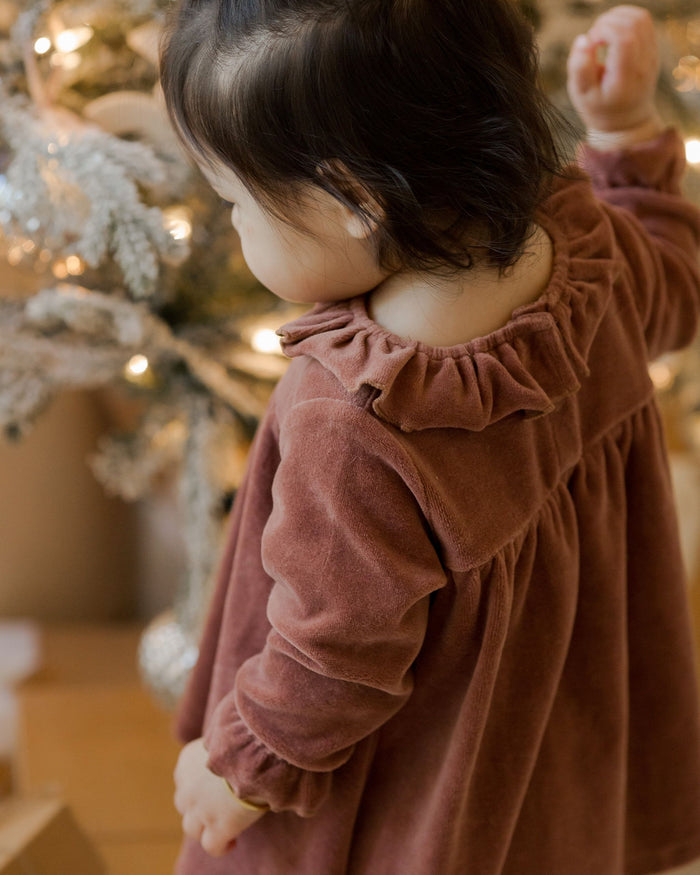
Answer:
[{"xmin": 14, "ymin": 624, "xmax": 182, "ymax": 875}]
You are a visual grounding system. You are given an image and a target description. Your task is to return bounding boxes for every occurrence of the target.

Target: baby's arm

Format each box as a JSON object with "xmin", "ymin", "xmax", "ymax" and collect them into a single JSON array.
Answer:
[
  {"xmin": 201, "ymin": 401, "xmax": 447, "ymax": 818},
  {"xmin": 567, "ymin": 5, "xmax": 700, "ymax": 361},
  {"xmin": 567, "ymin": 5, "xmax": 664, "ymax": 150}
]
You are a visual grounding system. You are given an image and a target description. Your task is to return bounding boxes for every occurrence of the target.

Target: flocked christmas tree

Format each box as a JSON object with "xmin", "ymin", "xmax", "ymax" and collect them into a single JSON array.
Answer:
[{"xmin": 0, "ymin": 0, "xmax": 698, "ymax": 705}]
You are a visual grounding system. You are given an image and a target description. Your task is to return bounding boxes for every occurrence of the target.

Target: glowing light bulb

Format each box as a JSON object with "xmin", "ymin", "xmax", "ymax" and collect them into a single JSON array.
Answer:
[
  {"xmin": 61, "ymin": 52, "xmax": 82, "ymax": 71},
  {"xmin": 163, "ymin": 206, "xmax": 193, "ymax": 242},
  {"xmin": 54, "ymin": 26, "xmax": 93, "ymax": 54},
  {"xmin": 51, "ymin": 260, "xmax": 69, "ymax": 279},
  {"xmin": 125, "ymin": 354, "xmax": 150, "ymax": 377},
  {"xmin": 51, "ymin": 51, "xmax": 81, "ymax": 70},
  {"xmin": 648, "ymin": 360, "xmax": 675, "ymax": 392},
  {"xmin": 686, "ymin": 139, "xmax": 700, "ymax": 165},
  {"xmin": 7, "ymin": 246, "xmax": 23, "ymax": 266},
  {"xmin": 65, "ymin": 255, "xmax": 85, "ymax": 275},
  {"xmin": 251, "ymin": 328, "xmax": 282, "ymax": 355},
  {"xmin": 34, "ymin": 37, "xmax": 52, "ymax": 55}
]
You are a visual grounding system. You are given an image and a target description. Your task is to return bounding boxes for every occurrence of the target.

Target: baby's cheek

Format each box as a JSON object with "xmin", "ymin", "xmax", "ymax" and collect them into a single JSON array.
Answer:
[{"xmin": 241, "ymin": 246, "xmax": 291, "ymax": 298}]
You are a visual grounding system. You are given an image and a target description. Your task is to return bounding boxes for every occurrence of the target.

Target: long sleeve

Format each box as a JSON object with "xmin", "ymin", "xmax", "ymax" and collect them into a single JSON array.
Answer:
[
  {"xmin": 173, "ymin": 409, "xmax": 279, "ymax": 746},
  {"xmin": 579, "ymin": 129, "xmax": 700, "ymax": 360},
  {"xmin": 202, "ymin": 399, "xmax": 447, "ymax": 816}
]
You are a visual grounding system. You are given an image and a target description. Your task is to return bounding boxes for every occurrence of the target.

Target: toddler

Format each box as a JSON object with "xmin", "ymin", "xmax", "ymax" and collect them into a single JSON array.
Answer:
[{"xmin": 161, "ymin": 2, "xmax": 700, "ymax": 873}]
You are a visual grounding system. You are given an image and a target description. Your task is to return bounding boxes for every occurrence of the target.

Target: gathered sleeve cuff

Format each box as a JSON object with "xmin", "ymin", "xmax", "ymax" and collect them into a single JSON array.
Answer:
[
  {"xmin": 576, "ymin": 128, "xmax": 700, "ymax": 360},
  {"xmin": 203, "ymin": 711, "xmax": 334, "ymax": 816},
  {"xmin": 579, "ymin": 127, "xmax": 687, "ymax": 194},
  {"xmin": 201, "ymin": 399, "xmax": 447, "ymax": 816}
]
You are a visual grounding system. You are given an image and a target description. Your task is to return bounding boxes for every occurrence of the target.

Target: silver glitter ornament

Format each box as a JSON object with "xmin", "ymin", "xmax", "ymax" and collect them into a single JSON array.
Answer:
[{"xmin": 138, "ymin": 609, "xmax": 199, "ymax": 710}]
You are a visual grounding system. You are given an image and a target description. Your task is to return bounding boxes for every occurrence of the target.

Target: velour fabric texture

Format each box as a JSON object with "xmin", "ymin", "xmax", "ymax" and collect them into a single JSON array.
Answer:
[{"xmin": 174, "ymin": 129, "xmax": 700, "ymax": 875}]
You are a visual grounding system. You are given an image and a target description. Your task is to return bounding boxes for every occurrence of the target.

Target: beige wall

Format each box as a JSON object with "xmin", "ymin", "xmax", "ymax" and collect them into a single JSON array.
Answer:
[{"xmin": 0, "ymin": 391, "xmax": 139, "ymax": 620}]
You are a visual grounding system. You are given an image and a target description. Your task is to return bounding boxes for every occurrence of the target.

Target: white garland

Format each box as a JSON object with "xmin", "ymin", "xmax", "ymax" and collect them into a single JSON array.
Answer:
[
  {"xmin": 0, "ymin": 285, "xmax": 267, "ymax": 436},
  {"xmin": 0, "ymin": 95, "xmax": 183, "ymax": 297}
]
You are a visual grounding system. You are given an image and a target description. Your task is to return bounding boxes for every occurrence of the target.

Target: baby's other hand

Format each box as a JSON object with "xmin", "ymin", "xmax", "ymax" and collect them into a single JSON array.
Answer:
[
  {"xmin": 174, "ymin": 737, "xmax": 265, "ymax": 857},
  {"xmin": 567, "ymin": 5, "xmax": 664, "ymax": 149}
]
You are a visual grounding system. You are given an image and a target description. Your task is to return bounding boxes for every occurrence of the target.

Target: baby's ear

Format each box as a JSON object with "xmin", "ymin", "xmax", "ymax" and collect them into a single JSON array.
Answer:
[
  {"xmin": 343, "ymin": 204, "xmax": 380, "ymax": 240},
  {"xmin": 316, "ymin": 159, "xmax": 384, "ymax": 239}
]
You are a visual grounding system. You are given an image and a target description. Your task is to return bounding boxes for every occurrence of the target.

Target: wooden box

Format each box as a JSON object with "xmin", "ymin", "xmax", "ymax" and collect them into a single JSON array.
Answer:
[{"xmin": 0, "ymin": 796, "xmax": 104, "ymax": 874}]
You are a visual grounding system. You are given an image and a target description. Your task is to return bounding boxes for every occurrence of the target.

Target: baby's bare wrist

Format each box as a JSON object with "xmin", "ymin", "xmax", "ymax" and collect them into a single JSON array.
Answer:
[{"xmin": 585, "ymin": 113, "xmax": 666, "ymax": 151}]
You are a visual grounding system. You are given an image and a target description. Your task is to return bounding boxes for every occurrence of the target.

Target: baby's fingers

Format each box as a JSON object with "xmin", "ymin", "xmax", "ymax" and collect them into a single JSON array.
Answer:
[
  {"xmin": 567, "ymin": 34, "xmax": 603, "ymax": 97},
  {"xmin": 585, "ymin": 6, "xmax": 659, "ymax": 96},
  {"xmin": 182, "ymin": 811, "xmax": 204, "ymax": 843},
  {"xmin": 201, "ymin": 822, "xmax": 236, "ymax": 858}
]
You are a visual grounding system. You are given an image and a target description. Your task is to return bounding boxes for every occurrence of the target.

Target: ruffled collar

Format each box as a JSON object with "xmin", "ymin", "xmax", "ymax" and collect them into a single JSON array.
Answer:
[{"xmin": 277, "ymin": 171, "xmax": 618, "ymax": 432}]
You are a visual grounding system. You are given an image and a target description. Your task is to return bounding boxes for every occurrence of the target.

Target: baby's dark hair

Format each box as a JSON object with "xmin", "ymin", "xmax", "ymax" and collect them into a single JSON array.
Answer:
[{"xmin": 161, "ymin": 0, "xmax": 568, "ymax": 273}]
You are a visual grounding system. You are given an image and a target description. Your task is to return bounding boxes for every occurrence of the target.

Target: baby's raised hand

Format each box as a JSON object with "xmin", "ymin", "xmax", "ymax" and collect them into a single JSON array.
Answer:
[{"xmin": 567, "ymin": 5, "xmax": 664, "ymax": 148}]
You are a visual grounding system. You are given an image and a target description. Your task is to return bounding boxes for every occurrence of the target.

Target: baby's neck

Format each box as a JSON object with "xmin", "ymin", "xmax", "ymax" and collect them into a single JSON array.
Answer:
[{"xmin": 368, "ymin": 225, "xmax": 554, "ymax": 348}]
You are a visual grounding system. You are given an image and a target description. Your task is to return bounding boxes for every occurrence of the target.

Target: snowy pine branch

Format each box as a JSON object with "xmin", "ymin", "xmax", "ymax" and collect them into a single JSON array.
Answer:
[{"xmin": 0, "ymin": 94, "xmax": 183, "ymax": 296}]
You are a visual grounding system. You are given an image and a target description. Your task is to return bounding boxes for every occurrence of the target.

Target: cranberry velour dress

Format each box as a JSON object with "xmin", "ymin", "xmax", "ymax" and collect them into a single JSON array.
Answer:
[{"xmin": 174, "ymin": 130, "xmax": 700, "ymax": 874}]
